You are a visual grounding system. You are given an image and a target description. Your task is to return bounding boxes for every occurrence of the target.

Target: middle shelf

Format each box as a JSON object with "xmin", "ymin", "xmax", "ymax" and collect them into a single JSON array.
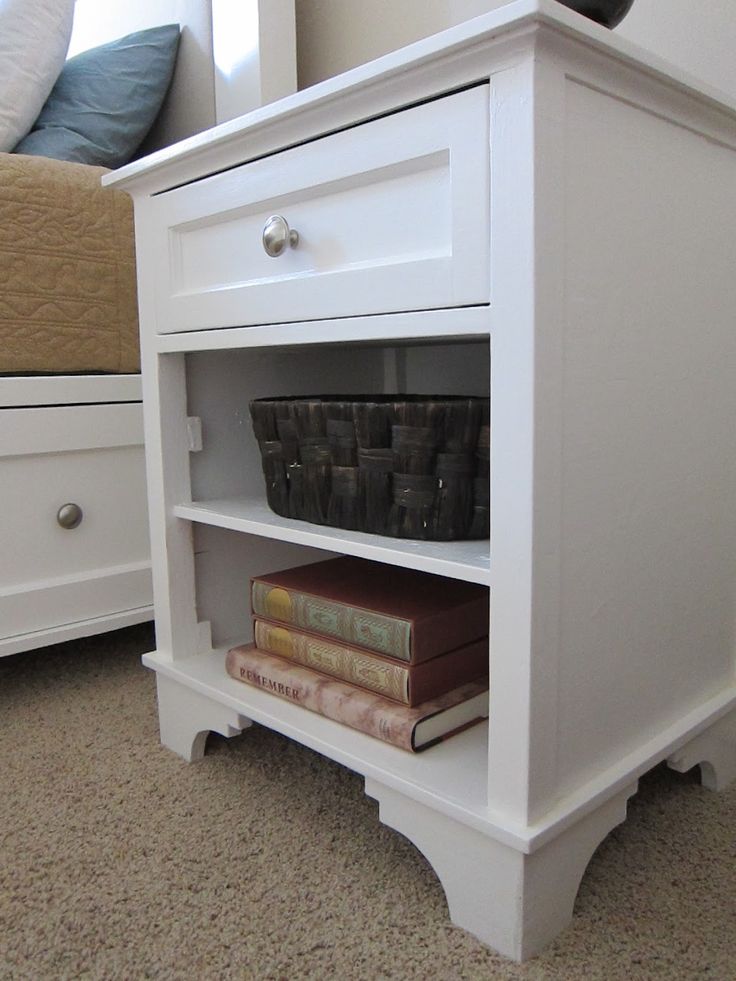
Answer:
[
  {"xmin": 175, "ymin": 336, "xmax": 492, "ymax": 585},
  {"xmin": 176, "ymin": 496, "xmax": 491, "ymax": 584}
]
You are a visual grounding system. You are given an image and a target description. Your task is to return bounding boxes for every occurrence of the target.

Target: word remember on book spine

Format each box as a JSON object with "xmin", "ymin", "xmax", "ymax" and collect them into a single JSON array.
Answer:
[
  {"xmin": 225, "ymin": 643, "xmax": 489, "ymax": 752},
  {"xmin": 239, "ymin": 663, "xmax": 301, "ymax": 702}
]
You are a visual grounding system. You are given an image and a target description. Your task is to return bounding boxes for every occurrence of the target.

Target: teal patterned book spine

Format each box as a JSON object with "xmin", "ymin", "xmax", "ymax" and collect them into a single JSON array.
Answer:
[{"xmin": 250, "ymin": 580, "xmax": 412, "ymax": 661}]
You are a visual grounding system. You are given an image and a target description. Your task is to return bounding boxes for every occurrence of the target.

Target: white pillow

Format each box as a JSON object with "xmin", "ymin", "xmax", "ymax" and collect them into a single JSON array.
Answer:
[{"xmin": 0, "ymin": 0, "xmax": 75, "ymax": 152}]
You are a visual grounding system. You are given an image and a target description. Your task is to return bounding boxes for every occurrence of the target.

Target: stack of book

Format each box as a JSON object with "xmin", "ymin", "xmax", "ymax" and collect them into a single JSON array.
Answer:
[{"xmin": 225, "ymin": 556, "xmax": 490, "ymax": 753}]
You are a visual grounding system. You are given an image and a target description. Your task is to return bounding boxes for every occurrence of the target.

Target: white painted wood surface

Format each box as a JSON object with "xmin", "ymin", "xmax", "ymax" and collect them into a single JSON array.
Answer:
[
  {"xmin": 0, "ymin": 374, "xmax": 142, "ymax": 408},
  {"xmin": 150, "ymin": 85, "xmax": 490, "ymax": 331},
  {"xmin": 118, "ymin": 0, "xmax": 736, "ymax": 960},
  {"xmin": 0, "ymin": 607, "xmax": 153, "ymax": 660},
  {"xmin": 0, "ymin": 388, "xmax": 153, "ymax": 656}
]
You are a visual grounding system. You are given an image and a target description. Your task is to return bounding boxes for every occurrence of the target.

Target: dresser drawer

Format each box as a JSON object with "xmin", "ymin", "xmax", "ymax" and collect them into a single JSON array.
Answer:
[
  {"xmin": 149, "ymin": 85, "xmax": 490, "ymax": 333},
  {"xmin": 0, "ymin": 402, "xmax": 151, "ymax": 638}
]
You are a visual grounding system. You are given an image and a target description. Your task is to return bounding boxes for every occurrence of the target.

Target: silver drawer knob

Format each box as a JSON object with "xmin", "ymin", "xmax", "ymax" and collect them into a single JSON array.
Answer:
[
  {"xmin": 57, "ymin": 502, "xmax": 83, "ymax": 530},
  {"xmin": 262, "ymin": 214, "xmax": 299, "ymax": 257}
]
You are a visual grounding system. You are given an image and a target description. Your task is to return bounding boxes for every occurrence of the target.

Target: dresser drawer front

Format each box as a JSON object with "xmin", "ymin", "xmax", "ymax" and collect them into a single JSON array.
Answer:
[
  {"xmin": 151, "ymin": 85, "xmax": 490, "ymax": 332},
  {"xmin": 0, "ymin": 403, "xmax": 151, "ymax": 637}
]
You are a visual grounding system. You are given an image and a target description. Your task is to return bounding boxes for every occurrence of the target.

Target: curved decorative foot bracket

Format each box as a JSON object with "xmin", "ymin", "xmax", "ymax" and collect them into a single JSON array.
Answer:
[
  {"xmin": 667, "ymin": 707, "xmax": 736, "ymax": 791},
  {"xmin": 155, "ymin": 673, "xmax": 252, "ymax": 761},
  {"xmin": 364, "ymin": 778, "xmax": 637, "ymax": 961}
]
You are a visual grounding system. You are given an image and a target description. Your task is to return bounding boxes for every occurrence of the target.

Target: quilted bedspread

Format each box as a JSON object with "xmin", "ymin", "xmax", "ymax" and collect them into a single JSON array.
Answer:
[{"xmin": 0, "ymin": 153, "xmax": 139, "ymax": 374}]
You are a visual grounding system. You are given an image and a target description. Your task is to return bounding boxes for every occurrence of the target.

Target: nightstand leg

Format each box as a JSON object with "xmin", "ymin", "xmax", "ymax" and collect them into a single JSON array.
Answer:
[
  {"xmin": 365, "ymin": 777, "xmax": 637, "ymax": 962},
  {"xmin": 667, "ymin": 707, "xmax": 736, "ymax": 791},
  {"xmin": 154, "ymin": 673, "xmax": 252, "ymax": 762}
]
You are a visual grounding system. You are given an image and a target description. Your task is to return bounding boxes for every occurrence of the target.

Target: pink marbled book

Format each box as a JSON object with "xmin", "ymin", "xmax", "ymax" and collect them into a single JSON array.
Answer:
[{"xmin": 225, "ymin": 643, "xmax": 489, "ymax": 752}]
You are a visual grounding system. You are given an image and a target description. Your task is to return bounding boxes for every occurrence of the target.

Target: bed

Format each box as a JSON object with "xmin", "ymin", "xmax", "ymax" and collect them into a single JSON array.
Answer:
[{"xmin": 0, "ymin": 1, "xmax": 295, "ymax": 657}]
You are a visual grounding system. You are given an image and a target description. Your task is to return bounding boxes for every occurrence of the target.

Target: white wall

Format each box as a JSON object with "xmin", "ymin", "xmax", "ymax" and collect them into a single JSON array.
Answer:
[
  {"xmin": 616, "ymin": 0, "xmax": 736, "ymax": 100},
  {"xmin": 295, "ymin": 0, "xmax": 736, "ymax": 100},
  {"xmin": 295, "ymin": 0, "xmax": 451, "ymax": 88}
]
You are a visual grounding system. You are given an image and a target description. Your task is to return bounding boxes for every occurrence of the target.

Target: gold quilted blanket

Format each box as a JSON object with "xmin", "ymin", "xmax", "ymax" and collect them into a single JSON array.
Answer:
[{"xmin": 0, "ymin": 153, "xmax": 140, "ymax": 374}]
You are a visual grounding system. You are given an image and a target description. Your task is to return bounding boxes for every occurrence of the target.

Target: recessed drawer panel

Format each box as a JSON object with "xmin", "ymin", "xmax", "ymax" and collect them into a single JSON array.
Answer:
[
  {"xmin": 150, "ymin": 85, "xmax": 490, "ymax": 333},
  {"xmin": 0, "ymin": 402, "xmax": 151, "ymax": 637}
]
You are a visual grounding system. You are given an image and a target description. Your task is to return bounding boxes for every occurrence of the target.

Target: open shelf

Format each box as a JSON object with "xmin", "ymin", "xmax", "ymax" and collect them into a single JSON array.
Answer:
[
  {"xmin": 142, "ymin": 644, "xmax": 509, "ymax": 841},
  {"xmin": 175, "ymin": 496, "xmax": 491, "ymax": 584}
]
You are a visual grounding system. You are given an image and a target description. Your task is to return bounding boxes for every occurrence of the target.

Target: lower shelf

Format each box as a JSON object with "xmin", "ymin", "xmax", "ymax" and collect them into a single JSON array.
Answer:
[
  {"xmin": 141, "ymin": 645, "xmax": 522, "ymax": 844},
  {"xmin": 143, "ymin": 643, "xmax": 736, "ymax": 960}
]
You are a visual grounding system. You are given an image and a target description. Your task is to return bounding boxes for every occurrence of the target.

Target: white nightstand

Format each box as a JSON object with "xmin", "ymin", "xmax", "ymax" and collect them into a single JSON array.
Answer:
[{"xmin": 105, "ymin": 0, "xmax": 736, "ymax": 960}]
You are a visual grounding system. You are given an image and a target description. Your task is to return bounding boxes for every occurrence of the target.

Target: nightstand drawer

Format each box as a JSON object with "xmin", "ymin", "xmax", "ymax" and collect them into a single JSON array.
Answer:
[
  {"xmin": 0, "ymin": 402, "xmax": 151, "ymax": 638},
  {"xmin": 150, "ymin": 85, "xmax": 490, "ymax": 333}
]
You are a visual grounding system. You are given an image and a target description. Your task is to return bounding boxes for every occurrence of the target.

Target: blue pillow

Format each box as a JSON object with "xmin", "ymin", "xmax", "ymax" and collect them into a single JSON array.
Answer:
[{"xmin": 13, "ymin": 24, "xmax": 180, "ymax": 168}]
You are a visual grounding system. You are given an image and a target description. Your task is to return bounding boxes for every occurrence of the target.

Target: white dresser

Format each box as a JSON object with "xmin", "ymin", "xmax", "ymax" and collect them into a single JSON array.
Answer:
[{"xmin": 106, "ymin": 0, "xmax": 736, "ymax": 960}]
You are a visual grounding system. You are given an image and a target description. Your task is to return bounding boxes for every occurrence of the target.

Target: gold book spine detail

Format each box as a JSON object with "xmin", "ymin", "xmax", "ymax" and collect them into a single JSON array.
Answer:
[{"xmin": 254, "ymin": 620, "xmax": 410, "ymax": 703}]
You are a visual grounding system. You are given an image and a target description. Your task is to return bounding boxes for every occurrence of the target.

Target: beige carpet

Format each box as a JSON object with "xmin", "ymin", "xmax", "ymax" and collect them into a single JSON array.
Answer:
[{"xmin": 1, "ymin": 623, "xmax": 734, "ymax": 980}]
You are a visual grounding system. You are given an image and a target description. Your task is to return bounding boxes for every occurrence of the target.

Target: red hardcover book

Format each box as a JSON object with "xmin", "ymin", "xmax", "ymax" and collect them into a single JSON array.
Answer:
[
  {"xmin": 226, "ymin": 643, "xmax": 489, "ymax": 753},
  {"xmin": 250, "ymin": 556, "xmax": 489, "ymax": 664},
  {"xmin": 253, "ymin": 617, "xmax": 488, "ymax": 706}
]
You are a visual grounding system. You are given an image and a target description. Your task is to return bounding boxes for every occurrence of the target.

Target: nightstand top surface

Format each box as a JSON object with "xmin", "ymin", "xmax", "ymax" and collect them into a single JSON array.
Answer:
[{"xmin": 105, "ymin": 0, "xmax": 736, "ymax": 195}]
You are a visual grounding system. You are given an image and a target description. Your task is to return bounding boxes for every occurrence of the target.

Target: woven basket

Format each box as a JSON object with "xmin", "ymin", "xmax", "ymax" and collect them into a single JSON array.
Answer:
[{"xmin": 250, "ymin": 395, "xmax": 489, "ymax": 541}]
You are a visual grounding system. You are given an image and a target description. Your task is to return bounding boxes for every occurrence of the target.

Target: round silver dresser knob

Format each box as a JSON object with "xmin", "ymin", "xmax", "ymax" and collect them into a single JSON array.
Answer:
[
  {"xmin": 57, "ymin": 502, "xmax": 83, "ymax": 530},
  {"xmin": 262, "ymin": 214, "xmax": 299, "ymax": 257}
]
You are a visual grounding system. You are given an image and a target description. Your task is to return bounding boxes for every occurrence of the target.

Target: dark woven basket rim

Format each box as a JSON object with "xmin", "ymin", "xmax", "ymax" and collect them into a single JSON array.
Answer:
[{"xmin": 250, "ymin": 394, "xmax": 488, "ymax": 404}]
